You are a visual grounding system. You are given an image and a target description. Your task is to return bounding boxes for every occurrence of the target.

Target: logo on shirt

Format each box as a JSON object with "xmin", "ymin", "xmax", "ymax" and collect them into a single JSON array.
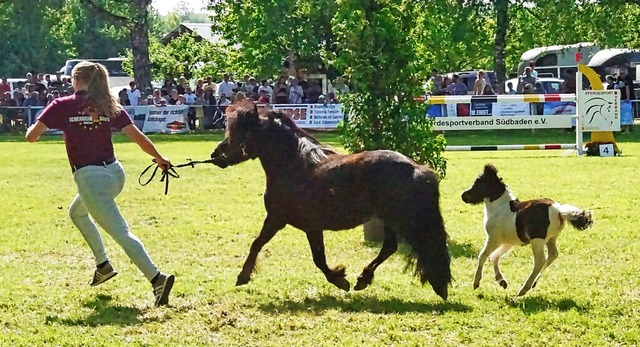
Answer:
[{"xmin": 69, "ymin": 113, "xmax": 111, "ymax": 130}]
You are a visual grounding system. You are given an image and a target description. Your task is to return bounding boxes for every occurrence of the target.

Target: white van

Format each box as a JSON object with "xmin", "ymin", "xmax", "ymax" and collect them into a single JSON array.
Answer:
[{"xmin": 60, "ymin": 58, "xmax": 132, "ymax": 89}]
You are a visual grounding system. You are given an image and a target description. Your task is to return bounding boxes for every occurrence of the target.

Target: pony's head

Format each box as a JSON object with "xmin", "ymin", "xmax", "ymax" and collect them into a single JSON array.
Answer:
[
  {"xmin": 461, "ymin": 164, "xmax": 507, "ymax": 204},
  {"xmin": 210, "ymin": 104, "xmax": 262, "ymax": 168}
]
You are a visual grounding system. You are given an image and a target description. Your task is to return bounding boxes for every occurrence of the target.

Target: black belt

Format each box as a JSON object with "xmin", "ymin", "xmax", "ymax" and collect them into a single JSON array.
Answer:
[{"xmin": 71, "ymin": 158, "xmax": 116, "ymax": 173}]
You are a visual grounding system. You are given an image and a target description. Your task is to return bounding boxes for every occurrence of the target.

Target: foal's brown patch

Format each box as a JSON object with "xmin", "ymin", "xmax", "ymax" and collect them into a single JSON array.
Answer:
[{"xmin": 514, "ymin": 198, "xmax": 555, "ymax": 243}]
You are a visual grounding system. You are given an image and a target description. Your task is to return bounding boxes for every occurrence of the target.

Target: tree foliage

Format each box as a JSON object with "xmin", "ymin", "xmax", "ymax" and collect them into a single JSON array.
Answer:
[{"xmin": 333, "ymin": 0, "xmax": 447, "ymax": 177}]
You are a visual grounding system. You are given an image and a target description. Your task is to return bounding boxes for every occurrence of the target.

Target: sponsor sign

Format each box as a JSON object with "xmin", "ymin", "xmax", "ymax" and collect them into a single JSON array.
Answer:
[
  {"xmin": 578, "ymin": 90, "xmax": 620, "ymax": 132},
  {"xmin": 125, "ymin": 105, "xmax": 190, "ymax": 134},
  {"xmin": 432, "ymin": 115, "xmax": 573, "ymax": 131},
  {"xmin": 271, "ymin": 104, "xmax": 344, "ymax": 128}
]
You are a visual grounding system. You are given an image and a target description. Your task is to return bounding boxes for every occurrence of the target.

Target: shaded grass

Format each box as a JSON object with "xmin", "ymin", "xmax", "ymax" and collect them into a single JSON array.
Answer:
[{"xmin": 1, "ymin": 129, "xmax": 640, "ymax": 346}]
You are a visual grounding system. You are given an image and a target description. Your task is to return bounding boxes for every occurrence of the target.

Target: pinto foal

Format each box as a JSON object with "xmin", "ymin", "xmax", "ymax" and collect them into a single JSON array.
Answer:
[{"xmin": 461, "ymin": 164, "xmax": 593, "ymax": 296}]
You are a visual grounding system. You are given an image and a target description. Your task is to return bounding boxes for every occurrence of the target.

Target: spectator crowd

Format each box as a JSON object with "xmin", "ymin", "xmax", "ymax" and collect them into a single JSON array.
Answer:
[{"xmin": 1, "ymin": 70, "xmax": 350, "ymax": 131}]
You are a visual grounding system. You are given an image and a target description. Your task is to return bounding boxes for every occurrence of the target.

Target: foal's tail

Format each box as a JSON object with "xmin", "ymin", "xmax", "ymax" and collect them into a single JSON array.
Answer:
[
  {"xmin": 557, "ymin": 204, "xmax": 594, "ymax": 231},
  {"xmin": 400, "ymin": 198, "xmax": 452, "ymax": 301}
]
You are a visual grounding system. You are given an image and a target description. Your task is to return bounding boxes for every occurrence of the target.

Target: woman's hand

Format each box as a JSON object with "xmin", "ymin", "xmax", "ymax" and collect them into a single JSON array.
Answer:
[{"xmin": 155, "ymin": 156, "xmax": 172, "ymax": 170}]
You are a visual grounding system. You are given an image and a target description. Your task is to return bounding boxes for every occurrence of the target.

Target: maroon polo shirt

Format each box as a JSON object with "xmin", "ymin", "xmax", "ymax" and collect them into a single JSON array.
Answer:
[{"xmin": 37, "ymin": 91, "xmax": 133, "ymax": 171}]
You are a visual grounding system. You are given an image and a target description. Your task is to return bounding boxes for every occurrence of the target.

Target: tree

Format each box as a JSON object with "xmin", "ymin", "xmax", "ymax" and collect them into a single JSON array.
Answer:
[
  {"xmin": 80, "ymin": 0, "xmax": 153, "ymax": 90},
  {"xmin": 333, "ymin": 0, "xmax": 447, "ymax": 176},
  {"xmin": 124, "ymin": 33, "xmax": 234, "ymax": 81},
  {"xmin": 493, "ymin": 0, "xmax": 509, "ymax": 86},
  {"xmin": 209, "ymin": 0, "xmax": 339, "ymax": 79}
]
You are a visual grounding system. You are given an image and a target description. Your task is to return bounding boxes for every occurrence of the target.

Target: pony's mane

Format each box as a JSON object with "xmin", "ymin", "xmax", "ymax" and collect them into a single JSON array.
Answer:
[{"xmin": 266, "ymin": 110, "xmax": 338, "ymax": 166}]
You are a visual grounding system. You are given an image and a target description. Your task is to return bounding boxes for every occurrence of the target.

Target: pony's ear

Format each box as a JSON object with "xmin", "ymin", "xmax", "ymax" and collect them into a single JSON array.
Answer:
[{"xmin": 484, "ymin": 164, "xmax": 498, "ymax": 176}]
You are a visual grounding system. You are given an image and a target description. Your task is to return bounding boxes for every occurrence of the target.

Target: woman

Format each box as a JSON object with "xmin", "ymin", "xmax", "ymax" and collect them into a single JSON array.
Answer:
[
  {"xmin": 25, "ymin": 61, "xmax": 175, "ymax": 307},
  {"xmin": 273, "ymin": 75, "xmax": 288, "ymax": 103}
]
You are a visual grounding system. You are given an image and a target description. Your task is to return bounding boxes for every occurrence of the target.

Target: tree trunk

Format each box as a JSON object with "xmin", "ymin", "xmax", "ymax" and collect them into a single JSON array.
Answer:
[
  {"xmin": 493, "ymin": 0, "xmax": 509, "ymax": 91},
  {"xmin": 131, "ymin": 0, "xmax": 152, "ymax": 92}
]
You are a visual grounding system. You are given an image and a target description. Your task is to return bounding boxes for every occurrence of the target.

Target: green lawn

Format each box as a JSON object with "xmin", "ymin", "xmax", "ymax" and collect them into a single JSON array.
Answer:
[{"xmin": 1, "ymin": 129, "xmax": 639, "ymax": 346}]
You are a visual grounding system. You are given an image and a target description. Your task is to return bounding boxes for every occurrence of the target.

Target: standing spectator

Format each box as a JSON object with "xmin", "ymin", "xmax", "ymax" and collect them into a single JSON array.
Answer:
[
  {"xmin": 257, "ymin": 89, "xmax": 270, "ymax": 103},
  {"xmin": 152, "ymin": 89, "xmax": 164, "ymax": 105},
  {"xmin": 534, "ymin": 82, "xmax": 547, "ymax": 94},
  {"xmin": 204, "ymin": 76, "xmax": 217, "ymax": 95},
  {"xmin": 428, "ymin": 69, "xmax": 444, "ymax": 95},
  {"xmin": 258, "ymin": 79, "xmax": 273, "ymax": 101},
  {"xmin": 13, "ymin": 90, "xmax": 25, "ymax": 106},
  {"xmin": 474, "ymin": 70, "xmax": 487, "ymax": 95},
  {"xmin": 243, "ymin": 77, "xmax": 258, "ymax": 97},
  {"xmin": 518, "ymin": 67, "xmax": 537, "ymax": 93},
  {"xmin": 332, "ymin": 76, "xmax": 350, "ymax": 96},
  {"xmin": 44, "ymin": 74, "xmax": 52, "ymax": 88},
  {"xmin": 46, "ymin": 93, "xmax": 55, "ymax": 105},
  {"xmin": 450, "ymin": 74, "xmax": 468, "ymax": 95},
  {"xmin": 605, "ymin": 75, "xmax": 616, "ymax": 90},
  {"xmin": 61, "ymin": 77, "xmax": 71, "ymax": 92},
  {"xmin": 161, "ymin": 78, "xmax": 175, "ymax": 95},
  {"xmin": 183, "ymin": 87, "xmax": 197, "ymax": 131},
  {"xmin": 559, "ymin": 68, "xmax": 576, "ymax": 94},
  {"xmin": 326, "ymin": 92, "xmax": 340, "ymax": 104},
  {"xmin": 217, "ymin": 73, "xmax": 236, "ymax": 98},
  {"xmin": 37, "ymin": 91, "xmax": 48, "ymax": 106},
  {"xmin": 168, "ymin": 89, "xmax": 182, "ymax": 105},
  {"xmin": 505, "ymin": 81, "xmax": 516, "ymax": 94},
  {"xmin": 0, "ymin": 77, "xmax": 10, "ymax": 93},
  {"xmin": 288, "ymin": 78, "xmax": 304, "ymax": 104},
  {"xmin": 528, "ymin": 61, "xmax": 538, "ymax": 78},
  {"xmin": 482, "ymin": 84, "xmax": 495, "ymax": 96},
  {"xmin": 118, "ymin": 89, "xmax": 130, "ymax": 106},
  {"xmin": 50, "ymin": 72, "xmax": 64, "ymax": 91},
  {"xmin": 176, "ymin": 76, "xmax": 188, "ymax": 95},
  {"xmin": 619, "ymin": 68, "xmax": 635, "ymax": 132},
  {"xmin": 23, "ymin": 92, "xmax": 39, "ymax": 107},
  {"xmin": 126, "ymin": 81, "xmax": 141, "ymax": 106},
  {"xmin": 218, "ymin": 93, "xmax": 230, "ymax": 106}
]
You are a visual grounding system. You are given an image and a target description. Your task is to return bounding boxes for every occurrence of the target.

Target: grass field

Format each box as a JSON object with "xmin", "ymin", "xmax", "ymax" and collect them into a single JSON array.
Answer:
[{"xmin": 1, "ymin": 129, "xmax": 640, "ymax": 346}]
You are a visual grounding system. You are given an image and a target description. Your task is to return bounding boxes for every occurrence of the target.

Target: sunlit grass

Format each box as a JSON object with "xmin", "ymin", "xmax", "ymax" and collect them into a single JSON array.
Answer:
[{"xmin": 1, "ymin": 129, "xmax": 639, "ymax": 346}]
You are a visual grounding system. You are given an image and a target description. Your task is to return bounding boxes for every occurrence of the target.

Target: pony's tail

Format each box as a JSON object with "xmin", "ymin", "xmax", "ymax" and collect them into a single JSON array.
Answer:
[
  {"xmin": 400, "ymin": 202, "xmax": 452, "ymax": 301},
  {"xmin": 557, "ymin": 204, "xmax": 594, "ymax": 231}
]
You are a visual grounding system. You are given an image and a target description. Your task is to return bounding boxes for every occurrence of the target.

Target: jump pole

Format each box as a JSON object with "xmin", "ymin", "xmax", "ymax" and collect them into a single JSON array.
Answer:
[{"xmin": 446, "ymin": 144, "xmax": 576, "ymax": 151}]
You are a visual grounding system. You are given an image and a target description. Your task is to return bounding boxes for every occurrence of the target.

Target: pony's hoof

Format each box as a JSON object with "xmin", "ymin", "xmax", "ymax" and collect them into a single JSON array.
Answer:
[
  {"xmin": 499, "ymin": 280, "xmax": 508, "ymax": 289},
  {"xmin": 353, "ymin": 279, "xmax": 369, "ymax": 291},
  {"xmin": 532, "ymin": 281, "xmax": 538, "ymax": 289},
  {"xmin": 332, "ymin": 277, "xmax": 351, "ymax": 292},
  {"xmin": 473, "ymin": 282, "xmax": 480, "ymax": 290},
  {"xmin": 236, "ymin": 274, "xmax": 250, "ymax": 286},
  {"xmin": 517, "ymin": 288, "xmax": 528, "ymax": 296}
]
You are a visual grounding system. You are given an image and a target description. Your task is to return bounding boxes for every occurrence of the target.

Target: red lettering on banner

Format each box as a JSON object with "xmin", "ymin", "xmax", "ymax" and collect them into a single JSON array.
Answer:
[{"xmin": 280, "ymin": 107, "xmax": 307, "ymax": 120}]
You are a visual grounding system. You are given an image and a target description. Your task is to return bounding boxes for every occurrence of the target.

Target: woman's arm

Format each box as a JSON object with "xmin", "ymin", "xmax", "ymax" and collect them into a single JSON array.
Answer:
[
  {"xmin": 121, "ymin": 124, "xmax": 172, "ymax": 169},
  {"xmin": 25, "ymin": 121, "xmax": 49, "ymax": 143}
]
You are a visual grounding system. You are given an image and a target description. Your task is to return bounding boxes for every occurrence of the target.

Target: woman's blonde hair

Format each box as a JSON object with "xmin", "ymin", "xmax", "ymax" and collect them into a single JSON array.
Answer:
[{"xmin": 72, "ymin": 61, "xmax": 120, "ymax": 117}]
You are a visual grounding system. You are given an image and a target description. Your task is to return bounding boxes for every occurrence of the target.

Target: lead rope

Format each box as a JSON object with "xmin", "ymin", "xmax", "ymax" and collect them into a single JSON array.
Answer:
[{"xmin": 138, "ymin": 158, "xmax": 217, "ymax": 195}]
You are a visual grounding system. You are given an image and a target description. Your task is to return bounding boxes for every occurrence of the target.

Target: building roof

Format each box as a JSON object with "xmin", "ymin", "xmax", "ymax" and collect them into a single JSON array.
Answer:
[
  {"xmin": 588, "ymin": 48, "xmax": 640, "ymax": 67},
  {"xmin": 161, "ymin": 23, "xmax": 222, "ymax": 45}
]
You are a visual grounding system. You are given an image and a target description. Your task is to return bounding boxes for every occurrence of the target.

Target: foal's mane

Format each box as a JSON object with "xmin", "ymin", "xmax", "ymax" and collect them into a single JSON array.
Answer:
[{"xmin": 265, "ymin": 110, "xmax": 338, "ymax": 166}]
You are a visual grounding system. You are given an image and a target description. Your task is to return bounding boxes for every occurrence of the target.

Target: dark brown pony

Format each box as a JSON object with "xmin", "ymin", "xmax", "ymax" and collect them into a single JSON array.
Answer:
[{"xmin": 210, "ymin": 106, "xmax": 451, "ymax": 300}]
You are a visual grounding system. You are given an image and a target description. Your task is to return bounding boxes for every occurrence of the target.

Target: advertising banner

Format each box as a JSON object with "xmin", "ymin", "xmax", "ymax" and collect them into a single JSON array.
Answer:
[
  {"xmin": 432, "ymin": 115, "xmax": 574, "ymax": 131},
  {"xmin": 272, "ymin": 104, "xmax": 344, "ymax": 128},
  {"xmin": 125, "ymin": 105, "xmax": 190, "ymax": 134},
  {"xmin": 577, "ymin": 90, "xmax": 621, "ymax": 131}
]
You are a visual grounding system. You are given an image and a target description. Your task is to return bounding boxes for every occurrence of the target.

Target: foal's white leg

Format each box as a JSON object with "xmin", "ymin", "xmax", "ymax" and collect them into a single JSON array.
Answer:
[
  {"xmin": 490, "ymin": 244, "xmax": 513, "ymax": 289},
  {"xmin": 473, "ymin": 238, "xmax": 501, "ymax": 289},
  {"xmin": 518, "ymin": 238, "xmax": 547, "ymax": 296},
  {"xmin": 533, "ymin": 238, "xmax": 559, "ymax": 288}
]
